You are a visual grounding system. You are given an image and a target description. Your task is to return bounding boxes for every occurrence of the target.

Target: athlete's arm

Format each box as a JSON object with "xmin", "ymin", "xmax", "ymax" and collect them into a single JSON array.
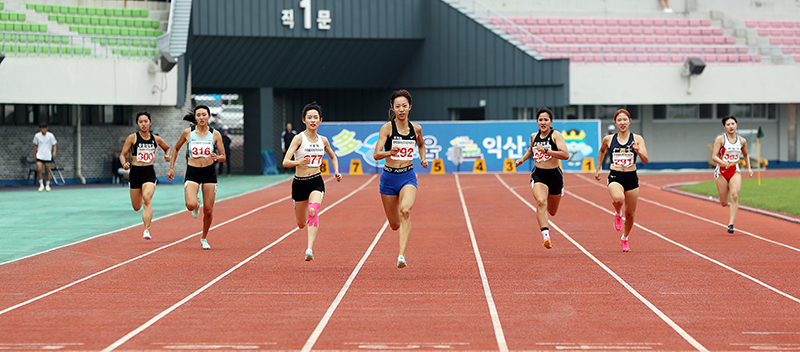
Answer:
[
  {"xmin": 155, "ymin": 135, "xmax": 172, "ymax": 162},
  {"xmin": 120, "ymin": 134, "xmax": 135, "ymax": 170},
  {"xmin": 282, "ymin": 134, "xmax": 308, "ymax": 168},
  {"xmin": 211, "ymin": 130, "xmax": 226, "ymax": 162},
  {"xmin": 515, "ymin": 134, "xmax": 535, "ymax": 167},
  {"xmin": 710, "ymin": 135, "xmax": 726, "ymax": 168},
  {"xmin": 372, "ymin": 123, "xmax": 397, "ymax": 161},
  {"xmin": 549, "ymin": 131, "xmax": 570, "ymax": 160},
  {"xmin": 322, "ymin": 136, "xmax": 342, "ymax": 181},
  {"xmin": 633, "ymin": 134, "xmax": 648, "ymax": 164},
  {"xmin": 415, "ymin": 124, "xmax": 428, "ymax": 169},
  {"xmin": 167, "ymin": 128, "xmax": 190, "ymax": 180},
  {"xmin": 740, "ymin": 138, "xmax": 753, "ymax": 176},
  {"xmin": 595, "ymin": 135, "xmax": 611, "ymax": 180}
]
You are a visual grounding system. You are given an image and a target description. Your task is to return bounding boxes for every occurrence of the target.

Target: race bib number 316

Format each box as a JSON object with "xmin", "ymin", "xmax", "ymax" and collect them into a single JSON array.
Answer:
[
  {"xmin": 391, "ymin": 139, "xmax": 416, "ymax": 161},
  {"xmin": 191, "ymin": 140, "xmax": 213, "ymax": 158}
]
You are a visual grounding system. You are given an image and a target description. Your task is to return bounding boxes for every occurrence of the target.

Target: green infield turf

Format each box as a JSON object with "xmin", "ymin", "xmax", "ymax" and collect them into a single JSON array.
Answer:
[{"xmin": 679, "ymin": 177, "xmax": 800, "ymax": 216}]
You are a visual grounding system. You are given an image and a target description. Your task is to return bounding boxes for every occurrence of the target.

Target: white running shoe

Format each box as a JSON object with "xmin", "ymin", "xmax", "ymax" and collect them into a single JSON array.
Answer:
[
  {"xmin": 191, "ymin": 207, "xmax": 200, "ymax": 219},
  {"xmin": 143, "ymin": 229, "xmax": 151, "ymax": 240},
  {"xmin": 397, "ymin": 255, "xmax": 407, "ymax": 268},
  {"xmin": 38, "ymin": 185, "xmax": 44, "ymax": 192},
  {"xmin": 305, "ymin": 248, "xmax": 314, "ymax": 261},
  {"xmin": 201, "ymin": 238, "xmax": 210, "ymax": 250}
]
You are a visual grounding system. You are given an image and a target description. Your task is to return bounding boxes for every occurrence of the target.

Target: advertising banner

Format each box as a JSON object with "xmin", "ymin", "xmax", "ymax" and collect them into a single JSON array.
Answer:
[{"xmin": 317, "ymin": 120, "xmax": 601, "ymax": 174}]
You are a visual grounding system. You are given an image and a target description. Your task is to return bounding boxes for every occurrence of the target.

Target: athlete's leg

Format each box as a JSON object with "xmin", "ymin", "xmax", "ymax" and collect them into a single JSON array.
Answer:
[
  {"xmin": 396, "ymin": 185, "xmax": 418, "ymax": 257},
  {"xmin": 306, "ymin": 191, "xmax": 323, "ymax": 251},
  {"xmin": 608, "ymin": 182, "xmax": 626, "ymax": 214},
  {"xmin": 130, "ymin": 188, "xmax": 143, "ymax": 212},
  {"xmin": 715, "ymin": 175, "xmax": 730, "ymax": 207},
  {"xmin": 547, "ymin": 194, "xmax": 562, "ymax": 217},
  {"xmin": 44, "ymin": 162, "xmax": 52, "ymax": 183},
  {"xmin": 727, "ymin": 173, "xmax": 742, "ymax": 226},
  {"xmin": 532, "ymin": 183, "xmax": 550, "ymax": 228},
  {"xmin": 381, "ymin": 195, "xmax": 401, "ymax": 231},
  {"xmin": 200, "ymin": 183, "xmax": 216, "ymax": 239},
  {"xmin": 294, "ymin": 200, "xmax": 309, "ymax": 229},
  {"xmin": 141, "ymin": 182, "xmax": 156, "ymax": 230},
  {"xmin": 184, "ymin": 181, "xmax": 201, "ymax": 211},
  {"xmin": 36, "ymin": 161, "xmax": 44, "ymax": 184},
  {"xmin": 623, "ymin": 188, "xmax": 640, "ymax": 238}
]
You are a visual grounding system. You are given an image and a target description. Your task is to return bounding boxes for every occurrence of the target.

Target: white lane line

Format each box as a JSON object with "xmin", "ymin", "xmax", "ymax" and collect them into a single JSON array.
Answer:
[
  {"xmin": 0, "ymin": 177, "xmax": 293, "ymax": 267},
  {"xmin": 0, "ymin": 195, "xmax": 290, "ymax": 317},
  {"xmin": 565, "ymin": 189, "xmax": 800, "ymax": 305},
  {"xmin": 455, "ymin": 174, "xmax": 509, "ymax": 352},
  {"xmin": 104, "ymin": 175, "xmax": 377, "ymax": 352},
  {"xmin": 495, "ymin": 174, "xmax": 708, "ymax": 352},
  {"xmin": 300, "ymin": 220, "xmax": 389, "ymax": 352},
  {"xmin": 574, "ymin": 173, "xmax": 800, "ymax": 253}
]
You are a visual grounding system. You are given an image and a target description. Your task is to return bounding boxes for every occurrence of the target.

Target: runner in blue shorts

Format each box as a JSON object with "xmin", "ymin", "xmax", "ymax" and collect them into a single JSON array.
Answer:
[{"xmin": 373, "ymin": 90, "xmax": 428, "ymax": 268}]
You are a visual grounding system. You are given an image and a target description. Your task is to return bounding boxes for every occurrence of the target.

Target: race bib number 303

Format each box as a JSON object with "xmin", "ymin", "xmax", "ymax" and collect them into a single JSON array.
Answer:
[
  {"xmin": 723, "ymin": 149, "xmax": 741, "ymax": 163},
  {"xmin": 391, "ymin": 139, "xmax": 416, "ymax": 161},
  {"xmin": 136, "ymin": 145, "xmax": 155, "ymax": 162},
  {"xmin": 191, "ymin": 140, "xmax": 213, "ymax": 158}
]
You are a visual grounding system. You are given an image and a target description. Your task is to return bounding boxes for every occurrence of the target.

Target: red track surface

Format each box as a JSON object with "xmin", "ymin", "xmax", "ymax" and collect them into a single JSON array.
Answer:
[{"xmin": 1, "ymin": 170, "xmax": 799, "ymax": 351}]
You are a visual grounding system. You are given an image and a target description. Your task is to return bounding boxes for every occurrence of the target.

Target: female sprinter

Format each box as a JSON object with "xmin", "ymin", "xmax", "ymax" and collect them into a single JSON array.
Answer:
[
  {"xmin": 282, "ymin": 101, "xmax": 342, "ymax": 261},
  {"xmin": 594, "ymin": 109, "xmax": 649, "ymax": 252},
  {"xmin": 167, "ymin": 105, "xmax": 227, "ymax": 250},
  {"xmin": 373, "ymin": 89, "xmax": 428, "ymax": 268},
  {"xmin": 514, "ymin": 107, "xmax": 569, "ymax": 249},
  {"xmin": 120, "ymin": 111, "xmax": 171, "ymax": 240},
  {"xmin": 711, "ymin": 115, "xmax": 753, "ymax": 234}
]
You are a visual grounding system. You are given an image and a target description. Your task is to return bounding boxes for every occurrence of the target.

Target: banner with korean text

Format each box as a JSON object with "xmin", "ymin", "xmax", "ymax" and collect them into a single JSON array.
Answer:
[{"xmin": 318, "ymin": 120, "xmax": 601, "ymax": 174}]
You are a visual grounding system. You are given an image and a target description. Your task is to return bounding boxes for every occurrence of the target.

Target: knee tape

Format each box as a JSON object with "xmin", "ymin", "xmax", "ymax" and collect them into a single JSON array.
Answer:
[{"xmin": 307, "ymin": 202, "xmax": 320, "ymax": 227}]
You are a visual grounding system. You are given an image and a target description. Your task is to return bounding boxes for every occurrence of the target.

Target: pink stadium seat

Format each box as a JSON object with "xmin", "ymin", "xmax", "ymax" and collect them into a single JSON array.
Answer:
[
  {"xmin": 594, "ymin": 18, "xmax": 605, "ymax": 25},
  {"xmin": 645, "ymin": 37, "xmax": 656, "ymax": 44},
  {"xmin": 632, "ymin": 37, "xmax": 644, "ymax": 44},
  {"xmin": 618, "ymin": 19, "xmax": 630, "ymax": 26},
  {"xmin": 758, "ymin": 29, "xmax": 769, "ymax": 36},
  {"xmin": 770, "ymin": 29, "xmax": 781, "ymax": 36},
  {"xmin": 783, "ymin": 38, "xmax": 794, "ymax": 45},
  {"xmin": 796, "ymin": 38, "xmax": 800, "ymax": 44},
  {"xmin": 609, "ymin": 37, "xmax": 621, "ymax": 44},
  {"xmin": 631, "ymin": 28, "xmax": 642, "ymax": 35},
  {"xmin": 560, "ymin": 18, "xmax": 571, "ymax": 25},
  {"xmin": 554, "ymin": 36, "xmax": 565, "ymax": 43},
  {"xmin": 689, "ymin": 20, "xmax": 701, "ymax": 26},
  {"xmin": 565, "ymin": 36, "xmax": 576, "ymax": 43},
  {"xmin": 576, "ymin": 36, "xmax": 587, "ymax": 44},
  {"xmin": 541, "ymin": 35, "xmax": 554, "ymax": 42},
  {"xmin": 644, "ymin": 28, "xmax": 655, "ymax": 35},
  {"xmin": 701, "ymin": 28, "xmax": 712, "ymax": 35},
  {"xmin": 511, "ymin": 18, "xmax": 524, "ymax": 25},
  {"xmin": 668, "ymin": 37, "xmax": 679, "ymax": 44},
  {"xmin": 571, "ymin": 18, "xmax": 583, "ymax": 25},
  {"xmin": 596, "ymin": 27, "xmax": 608, "ymax": 34},
  {"xmin": 607, "ymin": 19, "xmax": 618, "ymax": 26},
  {"xmin": 670, "ymin": 55, "xmax": 684, "ymax": 62},
  {"xmin": 712, "ymin": 37, "xmax": 724, "ymax": 44},
  {"xmin": 598, "ymin": 37, "xmax": 609, "ymax": 44},
  {"xmin": 758, "ymin": 21, "xmax": 769, "ymax": 28},
  {"xmin": 691, "ymin": 36, "xmax": 702, "ymax": 44},
  {"xmin": 678, "ymin": 28, "xmax": 690, "ymax": 35},
  {"xmin": 783, "ymin": 48, "xmax": 794, "ymax": 54},
  {"xmin": 738, "ymin": 47, "xmax": 749, "ymax": 53},
  {"xmin": 604, "ymin": 55, "xmax": 618, "ymax": 62},
  {"xmin": 608, "ymin": 27, "xmax": 619, "ymax": 35},
  {"xmin": 620, "ymin": 28, "xmax": 631, "ymax": 35},
  {"xmin": 701, "ymin": 19, "xmax": 712, "ymax": 26},
  {"xmin": 691, "ymin": 47, "xmax": 703, "ymax": 53},
  {"xmin": 703, "ymin": 55, "xmax": 718, "ymax": 62},
  {"xmin": 654, "ymin": 19, "xmax": 665, "ymax": 26},
  {"xmin": 725, "ymin": 37, "xmax": 736, "ymax": 44},
  {"xmin": 537, "ymin": 18, "xmax": 549, "ymax": 25},
  {"xmin": 783, "ymin": 29, "xmax": 794, "ymax": 36},
  {"xmin": 754, "ymin": 55, "xmax": 762, "ymax": 62},
  {"xmin": 797, "ymin": 29, "xmax": 800, "ymax": 36},
  {"xmin": 666, "ymin": 28, "xmax": 677, "ymax": 35},
  {"xmin": 630, "ymin": 19, "xmax": 642, "ymax": 26},
  {"xmin": 702, "ymin": 37, "xmax": 714, "ymax": 44},
  {"xmin": 540, "ymin": 27, "xmax": 552, "ymax": 34},
  {"xmin": 585, "ymin": 27, "xmax": 596, "ymax": 35},
  {"xmin": 519, "ymin": 36, "xmax": 532, "ymax": 43},
  {"xmin": 563, "ymin": 27, "xmax": 574, "ymax": 34},
  {"xmin": 589, "ymin": 45, "xmax": 601, "ymax": 52},
  {"xmin": 642, "ymin": 19, "xmax": 654, "ymax": 26},
  {"xmin": 548, "ymin": 18, "xmax": 560, "ymax": 25},
  {"xmin": 712, "ymin": 28, "xmax": 724, "ymax": 35},
  {"xmin": 635, "ymin": 55, "xmax": 649, "ymax": 62},
  {"xmin": 665, "ymin": 19, "xmax": 677, "ymax": 26},
  {"xmin": 621, "ymin": 46, "xmax": 634, "ymax": 53},
  {"xmin": 656, "ymin": 28, "xmax": 667, "ymax": 35},
  {"xmin": 677, "ymin": 19, "xmax": 689, "ymax": 27},
  {"xmin": 771, "ymin": 21, "xmax": 783, "ymax": 28},
  {"xmin": 679, "ymin": 37, "xmax": 691, "ymax": 44},
  {"xmin": 769, "ymin": 38, "xmax": 781, "ymax": 45},
  {"xmin": 571, "ymin": 56, "xmax": 585, "ymax": 62},
  {"xmin": 525, "ymin": 18, "xmax": 537, "ymax": 25},
  {"xmin": 690, "ymin": 28, "xmax": 701, "ymax": 35},
  {"xmin": 586, "ymin": 36, "xmax": 598, "ymax": 44},
  {"xmin": 703, "ymin": 47, "xmax": 716, "ymax": 53},
  {"xmin": 745, "ymin": 20, "xmax": 757, "ymax": 28},
  {"xmin": 569, "ymin": 46, "xmax": 582, "ymax": 53},
  {"xmin": 784, "ymin": 22, "xmax": 795, "ymax": 28},
  {"xmin": 621, "ymin": 37, "xmax": 632, "ymax": 44},
  {"xmin": 529, "ymin": 27, "xmax": 541, "ymax": 34},
  {"xmin": 582, "ymin": 19, "xmax": 594, "ymax": 25},
  {"xmin": 551, "ymin": 27, "xmax": 563, "ymax": 34}
]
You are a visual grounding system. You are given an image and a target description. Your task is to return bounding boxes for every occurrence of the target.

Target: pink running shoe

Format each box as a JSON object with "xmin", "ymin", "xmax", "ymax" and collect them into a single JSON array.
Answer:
[
  {"xmin": 614, "ymin": 214, "xmax": 623, "ymax": 231},
  {"xmin": 621, "ymin": 240, "xmax": 630, "ymax": 252},
  {"xmin": 543, "ymin": 236, "xmax": 552, "ymax": 249}
]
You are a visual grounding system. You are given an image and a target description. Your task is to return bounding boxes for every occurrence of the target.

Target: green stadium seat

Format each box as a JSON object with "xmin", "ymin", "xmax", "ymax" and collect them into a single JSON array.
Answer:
[
  {"xmin": 35, "ymin": 4, "xmax": 44, "ymax": 12},
  {"xmin": 149, "ymin": 39, "xmax": 157, "ymax": 48},
  {"xmin": 38, "ymin": 35, "xmax": 49, "ymax": 43},
  {"xmin": 151, "ymin": 20, "xmax": 160, "ymax": 29},
  {"xmin": 16, "ymin": 34, "xmax": 27, "ymax": 42},
  {"xmin": 76, "ymin": 26, "xmax": 87, "ymax": 35},
  {"xmin": 51, "ymin": 46, "xmax": 60, "ymax": 54},
  {"xmin": 3, "ymin": 44, "xmax": 13, "ymax": 52},
  {"xmin": 18, "ymin": 12, "xmax": 26, "ymax": 21},
  {"xmin": 84, "ymin": 47, "xmax": 90, "ymax": 55},
  {"xmin": 39, "ymin": 24, "xmax": 47, "ymax": 32},
  {"xmin": 108, "ymin": 38, "xmax": 117, "ymax": 45},
  {"xmin": 134, "ymin": 19, "xmax": 143, "ymax": 27},
  {"xmin": 87, "ymin": 7, "xmax": 96, "ymax": 15},
  {"xmin": 123, "ymin": 8, "xmax": 133, "ymax": 17},
  {"xmin": 0, "ymin": 23, "xmax": 5, "ymax": 30},
  {"xmin": 25, "ymin": 3, "xmax": 34, "ymax": 10},
  {"xmin": 81, "ymin": 16, "xmax": 91, "ymax": 25},
  {"xmin": 60, "ymin": 36, "xmax": 69, "ymax": 44},
  {"xmin": 43, "ymin": 5, "xmax": 52, "ymax": 12},
  {"xmin": 0, "ymin": 2, "xmax": 4, "ymax": 10},
  {"xmin": 86, "ymin": 27, "xmax": 96, "ymax": 35},
  {"xmin": 125, "ymin": 18, "xmax": 135, "ymax": 27},
  {"xmin": 65, "ymin": 15, "xmax": 74, "ymax": 24},
  {"xmin": 110, "ymin": 27, "xmax": 120, "ymax": 35},
  {"xmin": 97, "ymin": 37, "xmax": 107, "ymax": 45},
  {"xmin": 120, "ymin": 28, "xmax": 129, "ymax": 36},
  {"xmin": 77, "ymin": 7, "xmax": 87, "ymax": 15},
  {"xmin": 131, "ymin": 39, "xmax": 141, "ymax": 46},
  {"xmin": 90, "ymin": 17, "xmax": 99, "ymax": 25},
  {"xmin": 107, "ymin": 18, "xmax": 117, "ymax": 26},
  {"xmin": 113, "ymin": 8, "xmax": 123, "ymax": 17},
  {"xmin": 0, "ymin": 12, "xmax": 8, "ymax": 21},
  {"xmin": 13, "ymin": 23, "xmax": 22, "ymax": 31},
  {"xmin": 59, "ymin": 6, "xmax": 69, "ymax": 14},
  {"xmin": 21, "ymin": 23, "xmax": 31, "ymax": 32},
  {"xmin": 120, "ymin": 38, "xmax": 129, "ymax": 45},
  {"xmin": 131, "ymin": 49, "xmax": 140, "ymax": 56},
  {"xmin": 16, "ymin": 44, "xmax": 26, "ymax": 53},
  {"xmin": 67, "ymin": 7, "xmax": 77, "ymax": 14},
  {"xmin": 28, "ymin": 45, "xmax": 38, "ymax": 53},
  {"xmin": 99, "ymin": 17, "xmax": 108, "ymax": 25},
  {"xmin": 47, "ymin": 14, "xmax": 56, "ymax": 21},
  {"xmin": 56, "ymin": 14, "xmax": 65, "ymax": 23},
  {"xmin": 120, "ymin": 49, "xmax": 129, "ymax": 56},
  {"xmin": 104, "ymin": 8, "xmax": 113, "ymax": 16},
  {"xmin": 102, "ymin": 27, "xmax": 111, "ymax": 35}
]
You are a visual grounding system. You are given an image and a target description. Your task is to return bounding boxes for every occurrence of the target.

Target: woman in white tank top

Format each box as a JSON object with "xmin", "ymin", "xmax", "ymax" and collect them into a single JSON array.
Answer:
[{"xmin": 711, "ymin": 115, "xmax": 753, "ymax": 234}]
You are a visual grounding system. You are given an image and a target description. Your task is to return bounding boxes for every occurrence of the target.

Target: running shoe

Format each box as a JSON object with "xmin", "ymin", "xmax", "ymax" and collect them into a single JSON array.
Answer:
[
  {"xmin": 727, "ymin": 224, "xmax": 734, "ymax": 234},
  {"xmin": 614, "ymin": 213, "xmax": 623, "ymax": 231},
  {"xmin": 201, "ymin": 238, "xmax": 211, "ymax": 250},
  {"xmin": 45, "ymin": 185, "xmax": 51, "ymax": 192},
  {"xmin": 143, "ymin": 229, "xmax": 151, "ymax": 240},
  {"xmin": 543, "ymin": 235, "xmax": 552, "ymax": 249},
  {"xmin": 191, "ymin": 207, "xmax": 200, "ymax": 219},
  {"xmin": 621, "ymin": 240, "xmax": 630, "ymax": 252},
  {"xmin": 305, "ymin": 248, "xmax": 314, "ymax": 261},
  {"xmin": 397, "ymin": 255, "xmax": 407, "ymax": 268},
  {"xmin": 38, "ymin": 185, "xmax": 44, "ymax": 192}
]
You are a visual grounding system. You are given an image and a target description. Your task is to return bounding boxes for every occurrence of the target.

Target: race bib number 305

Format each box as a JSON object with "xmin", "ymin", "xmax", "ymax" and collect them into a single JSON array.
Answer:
[
  {"xmin": 191, "ymin": 140, "xmax": 213, "ymax": 158},
  {"xmin": 391, "ymin": 139, "xmax": 416, "ymax": 161},
  {"xmin": 136, "ymin": 145, "xmax": 156, "ymax": 162}
]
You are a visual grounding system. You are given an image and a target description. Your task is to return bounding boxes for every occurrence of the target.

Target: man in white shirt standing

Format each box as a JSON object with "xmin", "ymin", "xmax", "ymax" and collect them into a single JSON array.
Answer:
[{"xmin": 33, "ymin": 122, "xmax": 57, "ymax": 191}]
